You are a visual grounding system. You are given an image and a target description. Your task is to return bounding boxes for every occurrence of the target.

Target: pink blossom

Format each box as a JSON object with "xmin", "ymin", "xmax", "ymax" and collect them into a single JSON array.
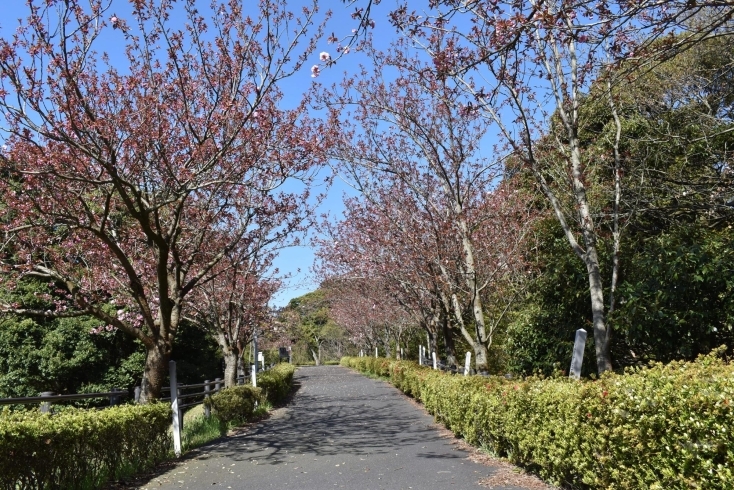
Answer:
[
  {"xmin": 311, "ymin": 65, "xmax": 320, "ymax": 78},
  {"xmin": 343, "ymin": 46, "xmax": 350, "ymax": 54},
  {"xmin": 319, "ymin": 51, "xmax": 330, "ymax": 61}
]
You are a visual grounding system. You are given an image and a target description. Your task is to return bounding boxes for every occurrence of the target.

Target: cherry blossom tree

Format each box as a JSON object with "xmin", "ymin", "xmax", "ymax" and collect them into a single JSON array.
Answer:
[
  {"xmin": 186, "ymin": 250, "xmax": 279, "ymax": 388},
  {"xmin": 323, "ymin": 277, "xmax": 417, "ymax": 358},
  {"xmin": 316, "ymin": 47, "xmax": 535, "ymax": 371},
  {"xmin": 0, "ymin": 0, "xmax": 328, "ymax": 401},
  {"xmin": 387, "ymin": 0, "xmax": 734, "ymax": 373}
]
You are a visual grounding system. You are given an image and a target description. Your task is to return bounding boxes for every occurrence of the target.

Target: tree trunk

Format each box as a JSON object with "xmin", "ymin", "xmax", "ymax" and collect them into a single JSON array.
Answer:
[
  {"xmin": 237, "ymin": 355, "xmax": 245, "ymax": 379},
  {"xmin": 223, "ymin": 351, "xmax": 238, "ymax": 388},
  {"xmin": 139, "ymin": 340, "xmax": 171, "ymax": 403},
  {"xmin": 441, "ymin": 314, "xmax": 457, "ymax": 367},
  {"xmin": 474, "ymin": 343, "xmax": 489, "ymax": 375},
  {"xmin": 427, "ymin": 330, "xmax": 437, "ymax": 357},
  {"xmin": 311, "ymin": 348, "xmax": 320, "ymax": 365},
  {"xmin": 585, "ymin": 246, "xmax": 613, "ymax": 373},
  {"xmin": 384, "ymin": 336, "xmax": 392, "ymax": 358}
]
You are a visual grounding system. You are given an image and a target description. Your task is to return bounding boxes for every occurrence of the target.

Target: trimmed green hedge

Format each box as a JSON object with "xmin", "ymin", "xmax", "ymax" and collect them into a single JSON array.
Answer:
[
  {"xmin": 257, "ymin": 363, "xmax": 295, "ymax": 405},
  {"xmin": 205, "ymin": 363, "xmax": 296, "ymax": 425},
  {"xmin": 204, "ymin": 385, "xmax": 262, "ymax": 425},
  {"xmin": 341, "ymin": 352, "xmax": 734, "ymax": 489},
  {"xmin": 0, "ymin": 403, "xmax": 170, "ymax": 490}
]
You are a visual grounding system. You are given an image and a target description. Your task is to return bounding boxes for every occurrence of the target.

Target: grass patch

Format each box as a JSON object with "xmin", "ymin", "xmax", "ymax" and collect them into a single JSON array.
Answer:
[
  {"xmin": 253, "ymin": 400, "xmax": 272, "ymax": 419},
  {"xmin": 179, "ymin": 398, "xmax": 274, "ymax": 454},
  {"xmin": 181, "ymin": 412, "xmax": 226, "ymax": 453}
]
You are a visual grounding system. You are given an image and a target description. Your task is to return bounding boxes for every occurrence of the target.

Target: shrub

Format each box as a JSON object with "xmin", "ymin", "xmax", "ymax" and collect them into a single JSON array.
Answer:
[
  {"xmin": 0, "ymin": 402, "xmax": 170, "ymax": 489},
  {"xmin": 204, "ymin": 385, "xmax": 262, "ymax": 425},
  {"xmin": 257, "ymin": 363, "xmax": 295, "ymax": 405},
  {"xmin": 203, "ymin": 363, "xmax": 296, "ymax": 426},
  {"xmin": 341, "ymin": 352, "xmax": 734, "ymax": 489}
]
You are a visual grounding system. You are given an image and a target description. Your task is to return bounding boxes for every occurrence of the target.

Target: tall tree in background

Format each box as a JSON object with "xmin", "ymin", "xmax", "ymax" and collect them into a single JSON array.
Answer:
[
  {"xmin": 0, "ymin": 0, "xmax": 327, "ymax": 401},
  {"xmin": 389, "ymin": 0, "xmax": 734, "ymax": 373},
  {"xmin": 279, "ymin": 290, "xmax": 342, "ymax": 365}
]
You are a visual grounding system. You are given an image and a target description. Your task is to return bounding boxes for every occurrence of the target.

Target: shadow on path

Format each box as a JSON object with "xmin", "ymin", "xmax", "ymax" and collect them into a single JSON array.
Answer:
[{"xmin": 135, "ymin": 366, "xmax": 534, "ymax": 490}]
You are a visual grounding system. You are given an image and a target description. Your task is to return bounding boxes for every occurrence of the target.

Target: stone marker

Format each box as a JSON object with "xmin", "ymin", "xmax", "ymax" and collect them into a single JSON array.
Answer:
[
  {"xmin": 569, "ymin": 328, "xmax": 587, "ymax": 380},
  {"xmin": 432, "ymin": 351, "xmax": 437, "ymax": 370},
  {"xmin": 419, "ymin": 345, "xmax": 423, "ymax": 365},
  {"xmin": 464, "ymin": 352, "xmax": 471, "ymax": 376}
]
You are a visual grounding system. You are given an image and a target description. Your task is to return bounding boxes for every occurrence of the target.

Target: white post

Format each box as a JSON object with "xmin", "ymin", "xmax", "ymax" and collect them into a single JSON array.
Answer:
[
  {"xmin": 169, "ymin": 360, "xmax": 182, "ymax": 457},
  {"xmin": 464, "ymin": 352, "xmax": 471, "ymax": 376},
  {"xmin": 204, "ymin": 380, "xmax": 211, "ymax": 418},
  {"xmin": 419, "ymin": 345, "xmax": 423, "ymax": 365},
  {"xmin": 258, "ymin": 351, "xmax": 265, "ymax": 370},
  {"xmin": 569, "ymin": 328, "xmax": 587, "ymax": 380},
  {"xmin": 400, "ymin": 347, "xmax": 404, "ymax": 359},
  {"xmin": 375, "ymin": 347, "xmax": 378, "ymax": 358},
  {"xmin": 251, "ymin": 364, "xmax": 257, "ymax": 387},
  {"xmin": 432, "ymin": 351, "xmax": 437, "ymax": 370}
]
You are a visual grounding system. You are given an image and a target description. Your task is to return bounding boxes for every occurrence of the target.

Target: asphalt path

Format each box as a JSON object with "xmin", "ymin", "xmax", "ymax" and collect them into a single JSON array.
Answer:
[{"xmin": 141, "ymin": 365, "xmax": 533, "ymax": 490}]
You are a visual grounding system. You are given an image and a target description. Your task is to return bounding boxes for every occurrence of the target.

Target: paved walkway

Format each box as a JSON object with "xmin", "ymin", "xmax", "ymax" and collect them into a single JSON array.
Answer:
[{"xmin": 142, "ymin": 366, "xmax": 537, "ymax": 490}]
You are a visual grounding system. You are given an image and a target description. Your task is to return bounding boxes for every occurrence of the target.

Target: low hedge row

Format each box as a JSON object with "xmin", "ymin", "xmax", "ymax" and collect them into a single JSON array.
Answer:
[
  {"xmin": 341, "ymin": 352, "xmax": 734, "ymax": 489},
  {"xmin": 0, "ymin": 403, "xmax": 170, "ymax": 490},
  {"xmin": 257, "ymin": 363, "xmax": 295, "ymax": 405},
  {"xmin": 205, "ymin": 363, "xmax": 296, "ymax": 425},
  {"xmin": 204, "ymin": 385, "xmax": 261, "ymax": 425}
]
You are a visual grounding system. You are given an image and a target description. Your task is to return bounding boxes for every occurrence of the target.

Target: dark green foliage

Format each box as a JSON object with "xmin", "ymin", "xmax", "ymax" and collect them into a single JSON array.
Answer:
[
  {"xmin": 613, "ymin": 225, "xmax": 734, "ymax": 363},
  {"xmin": 170, "ymin": 320, "xmax": 222, "ymax": 385},
  {"xmin": 504, "ymin": 221, "xmax": 598, "ymax": 376},
  {"xmin": 343, "ymin": 354, "xmax": 734, "ymax": 489},
  {"xmin": 0, "ymin": 280, "xmax": 146, "ymax": 401},
  {"xmin": 0, "ymin": 403, "xmax": 171, "ymax": 489},
  {"xmin": 0, "ymin": 317, "xmax": 145, "ymax": 401},
  {"xmin": 0, "ymin": 281, "xmax": 224, "ymax": 402},
  {"xmin": 505, "ymin": 220, "xmax": 734, "ymax": 374}
]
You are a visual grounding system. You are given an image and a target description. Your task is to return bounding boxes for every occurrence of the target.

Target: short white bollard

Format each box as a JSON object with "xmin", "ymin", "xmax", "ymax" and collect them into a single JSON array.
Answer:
[
  {"xmin": 432, "ymin": 351, "xmax": 437, "ymax": 370},
  {"xmin": 464, "ymin": 352, "xmax": 471, "ymax": 376}
]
